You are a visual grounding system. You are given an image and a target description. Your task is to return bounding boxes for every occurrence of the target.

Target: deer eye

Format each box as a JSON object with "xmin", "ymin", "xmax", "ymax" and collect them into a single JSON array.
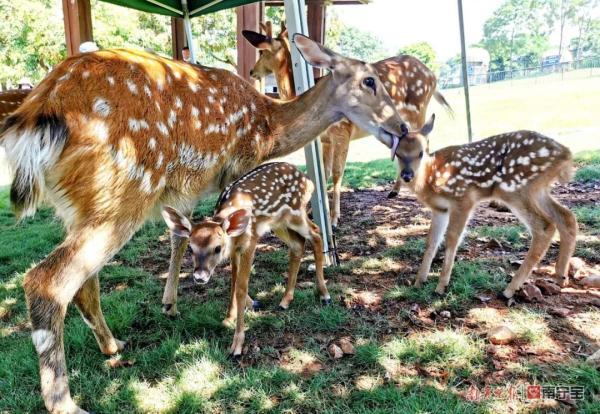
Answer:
[
  {"xmin": 214, "ymin": 246, "xmax": 222, "ymax": 254},
  {"xmin": 362, "ymin": 77, "xmax": 376, "ymax": 92},
  {"xmin": 418, "ymin": 151, "xmax": 423, "ymax": 159}
]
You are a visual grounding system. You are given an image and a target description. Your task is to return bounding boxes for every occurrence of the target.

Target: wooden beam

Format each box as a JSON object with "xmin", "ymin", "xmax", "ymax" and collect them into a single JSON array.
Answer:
[
  {"xmin": 171, "ymin": 17, "xmax": 186, "ymax": 60},
  {"xmin": 62, "ymin": 0, "xmax": 93, "ymax": 56},
  {"xmin": 236, "ymin": 2, "xmax": 263, "ymax": 85},
  {"xmin": 307, "ymin": 0, "xmax": 326, "ymax": 78}
]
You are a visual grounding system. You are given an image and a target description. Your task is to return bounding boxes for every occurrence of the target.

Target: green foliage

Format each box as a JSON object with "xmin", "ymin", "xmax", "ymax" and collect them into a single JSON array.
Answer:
[
  {"xmin": 325, "ymin": 10, "xmax": 389, "ymax": 63},
  {"xmin": 480, "ymin": 0, "xmax": 555, "ymax": 71},
  {"xmin": 399, "ymin": 41, "xmax": 438, "ymax": 73}
]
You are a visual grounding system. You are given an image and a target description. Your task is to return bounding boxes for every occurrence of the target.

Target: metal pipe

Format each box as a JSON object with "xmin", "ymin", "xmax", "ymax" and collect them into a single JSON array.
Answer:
[{"xmin": 457, "ymin": 0, "xmax": 473, "ymax": 142}]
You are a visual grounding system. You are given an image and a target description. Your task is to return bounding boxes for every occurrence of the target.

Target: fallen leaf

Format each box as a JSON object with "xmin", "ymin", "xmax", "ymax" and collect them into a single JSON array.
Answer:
[
  {"xmin": 339, "ymin": 338, "xmax": 356, "ymax": 355},
  {"xmin": 516, "ymin": 283, "xmax": 543, "ymax": 302},
  {"xmin": 535, "ymin": 278, "xmax": 562, "ymax": 295},
  {"xmin": 328, "ymin": 343, "xmax": 344, "ymax": 359},
  {"xmin": 580, "ymin": 275, "xmax": 600, "ymax": 289}
]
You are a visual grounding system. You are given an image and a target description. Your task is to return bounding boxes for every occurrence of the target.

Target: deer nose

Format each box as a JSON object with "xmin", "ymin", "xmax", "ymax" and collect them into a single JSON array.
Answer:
[
  {"xmin": 400, "ymin": 169, "xmax": 414, "ymax": 182},
  {"xmin": 249, "ymin": 69, "xmax": 255, "ymax": 77},
  {"xmin": 193, "ymin": 270, "xmax": 211, "ymax": 285}
]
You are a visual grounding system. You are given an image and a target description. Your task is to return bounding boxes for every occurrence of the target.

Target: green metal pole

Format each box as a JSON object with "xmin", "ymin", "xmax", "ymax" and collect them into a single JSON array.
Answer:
[{"xmin": 457, "ymin": 0, "xmax": 473, "ymax": 142}]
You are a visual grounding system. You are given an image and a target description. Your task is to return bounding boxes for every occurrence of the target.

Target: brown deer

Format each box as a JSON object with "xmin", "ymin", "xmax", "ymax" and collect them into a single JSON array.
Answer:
[
  {"xmin": 162, "ymin": 162, "xmax": 331, "ymax": 357},
  {"xmin": 379, "ymin": 114, "xmax": 577, "ymax": 298},
  {"xmin": 242, "ymin": 21, "xmax": 453, "ymax": 227},
  {"xmin": 0, "ymin": 34, "xmax": 408, "ymax": 413}
]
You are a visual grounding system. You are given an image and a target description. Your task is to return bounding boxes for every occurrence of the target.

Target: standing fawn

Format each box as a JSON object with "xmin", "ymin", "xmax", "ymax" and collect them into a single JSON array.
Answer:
[
  {"xmin": 378, "ymin": 115, "xmax": 577, "ymax": 299},
  {"xmin": 0, "ymin": 34, "xmax": 408, "ymax": 413},
  {"xmin": 243, "ymin": 21, "xmax": 453, "ymax": 227},
  {"xmin": 162, "ymin": 162, "xmax": 331, "ymax": 357}
]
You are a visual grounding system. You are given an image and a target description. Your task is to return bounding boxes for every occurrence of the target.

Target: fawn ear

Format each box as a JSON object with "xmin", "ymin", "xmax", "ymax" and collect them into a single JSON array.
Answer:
[
  {"xmin": 222, "ymin": 209, "xmax": 251, "ymax": 237},
  {"xmin": 162, "ymin": 206, "xmax": 192, "ymax": 238},
  {"xmin": 242, "ymin": 30, "xmax": 271, "ymax": 50},
  {"xmin": 420, "ymin": 114, "xmax": 435, "ymax": 137},
  {"xmin": 293, "ymin": 34, "xmax": 339, "ymax": 70}
]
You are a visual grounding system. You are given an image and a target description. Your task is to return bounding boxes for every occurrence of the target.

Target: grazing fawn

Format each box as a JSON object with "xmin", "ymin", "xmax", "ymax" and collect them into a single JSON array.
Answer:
[
  {"xmin": 1, "ymin": 34, "xmax": 408, "ymax": 413},
  {"xmin": 162, "ymin": 162, "xmax": 330, "ymax": 357},
  {"xmin": 243, "ymin": 21, "xmax": 453, "ymax": 227},
  {"xmin": 379, "ymin": 115, "xmax": 577, "ymax": 298}
]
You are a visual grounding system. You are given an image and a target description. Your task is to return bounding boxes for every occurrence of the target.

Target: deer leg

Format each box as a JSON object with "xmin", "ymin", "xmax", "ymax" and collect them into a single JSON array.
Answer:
[
  {"xmin": 321, "ymin": 134, "xmax": 334, "ymax": 182},
  {"xmin": 503, "ymin": 198, "xmax": 555, "ymax": 298},
  {"xmin": 305, "ymin": 219, "xmax": 331, "ymax": 304},
  {"xmin": 543, "ymin": 194, "xmax": 577, "ymax": 286},
  {"xmin": 330, "ymin": 132, "xmax": 350, "ymax": 228},
  {"xmin": 229, "ymin": 236, "xmax": 257, "ymax": 357},
  {"xmin": 74, "ymin": 274, "xmax": 126, "ymax": 355},
  {"xmin": 435, "ymin": 207, "xmax": 473, "ymax": 295},
  {"xmin": 161, "ymin": 230, "xmax": 189, "ymax": 317},
  {"xmin": 388, "ymin": 175, "xmax": 403, "ymax": 199},
  {"xmin": 224, "ymin": 254, "xmax": 240, "ymax": 324},
  {"xmin": 25, "ymin": 221, "xmax": 137, "ymax": 414},
  {"xmin": 415, "ymin": 210, "xmax": 450, "ymax": 288},
  {"xmin": 274, "ymin": 228, "xmax": 305, "ymax": 310}
]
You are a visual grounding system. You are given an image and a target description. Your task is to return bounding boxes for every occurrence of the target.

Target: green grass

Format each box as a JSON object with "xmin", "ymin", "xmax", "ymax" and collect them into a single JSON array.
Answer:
[
  {"xmin": 1, "ymin": 142, "xmax": 599, "ymax": 413},
  {"xmin": 574, "ymin": 150, "xmax": 600, "ymax": 182}
]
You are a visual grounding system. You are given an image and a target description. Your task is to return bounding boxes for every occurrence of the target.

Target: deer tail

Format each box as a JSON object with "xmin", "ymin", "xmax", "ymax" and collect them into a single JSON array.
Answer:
[
  {"xmin": 433, "ymin": 90, "xmax": 454, "ymax": 119},
  {"xmin": 0, "ymin": 113, "xmax": 69, "ymax": 220}
]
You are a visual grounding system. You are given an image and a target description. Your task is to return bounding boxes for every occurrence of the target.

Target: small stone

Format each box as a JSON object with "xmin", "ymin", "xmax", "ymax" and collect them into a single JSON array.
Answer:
[
  {"xmin": 488, "ymin": 325, "xmax": 516, "ymax": 345},
  {"xmin": 535, "ymin": 278, "xmax": 562, "ymax": 295},
  {"xmin": 440, "ymin": 310, "xmax": 451, "ymax": 319},
  {"xmin": 586, "ymin": 349, "xmax": 600, "ymax": 367},
  {"xmin": 516, "ymin": 283, "xmax": 544, "ymax": 302},
  {"xmin": 549, "ymin": 307, "xmax": 571, "ymax": 317},
  {"xmin": 580, "ymin": 275, "xmax": 600, "ymax": 289},
  {"xmin": 328, "ymin": 343, "xmax": 344, "ymax": 359},
  {"xmin": 339, "ymin": 338, "xmax": 356, "ymax": 355}
]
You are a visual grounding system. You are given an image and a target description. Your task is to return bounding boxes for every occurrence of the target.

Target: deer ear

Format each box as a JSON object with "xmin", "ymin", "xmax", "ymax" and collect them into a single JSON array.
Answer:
[
  {"xmin": 280, "ymin": 21, "xmax": 288, "ymax": 38},
  {"xmin": 242, "ymin": 30, "xmax": 271, "ymax": 50},
  {"xmin": 420, "ymin": 114, "xmax": 435, "ymax": 136},
  {"xmin": 162, "ymin": 206, "xmax": 192, "ymax": 238},
  {"xmin": 293, "ymin": 34, "xmax": 339, "ymax": 70},
  {"xmin": 222, "ymin": 209, "xmax": 251, "ymax": 237}
]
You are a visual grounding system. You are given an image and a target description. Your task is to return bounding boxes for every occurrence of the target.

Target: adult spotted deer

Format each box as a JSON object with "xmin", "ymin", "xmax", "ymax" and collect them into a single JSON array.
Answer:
[
  {"xmin": 0, "ymin": 34, "xmax": 408, "ymax": 413},
  {"xmin": 163, "ymin": 162, "xmax": 331, "ymax": 357},
  {"xmin": 380, "ymin": 115, "xmax": 577, "ymax": 298},
  {"xmin": 243, "ymin": 22, "xmax": 452, "ymax": 227}
]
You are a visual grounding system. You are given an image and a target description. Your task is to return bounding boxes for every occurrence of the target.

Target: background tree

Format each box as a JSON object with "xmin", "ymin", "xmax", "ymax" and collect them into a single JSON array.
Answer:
[
  {"xmin": 480, "ymin": 0, "xmax": 555, "ymax": 72},
  {"xmin": 398, "ymin": 42, "xmax": 438, "ymax": 73}
]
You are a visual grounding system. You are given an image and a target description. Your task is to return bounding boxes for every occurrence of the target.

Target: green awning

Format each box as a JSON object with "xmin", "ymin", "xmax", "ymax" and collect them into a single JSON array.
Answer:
[{"xmin": 101, "ymin": 0, "xmax": 262, "ymax": 18}]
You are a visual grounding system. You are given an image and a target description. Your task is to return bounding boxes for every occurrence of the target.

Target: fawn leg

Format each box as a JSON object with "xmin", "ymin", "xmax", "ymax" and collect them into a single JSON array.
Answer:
[{"xmin": 415, "ymin": 209, "xmax": 450, "ymax": 287}]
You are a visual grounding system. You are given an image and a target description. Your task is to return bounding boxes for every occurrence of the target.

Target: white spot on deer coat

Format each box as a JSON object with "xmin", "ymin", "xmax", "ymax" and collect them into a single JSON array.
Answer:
[
  {"xmin": 93, "ymin": 98, "xmax": 111, "ymax": 117},
  {"xmin": 32, "ymin": 329, "xmax": 55, "ymax": 354},
  {"xmin": 126, "ymin": 79, "xmax": 138, "ymax": 94}
]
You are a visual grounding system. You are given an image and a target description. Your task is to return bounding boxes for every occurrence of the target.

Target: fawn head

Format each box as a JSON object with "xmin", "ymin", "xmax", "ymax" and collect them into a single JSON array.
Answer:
[
  {"xmin": 162, "ymin": 207, "xmax": 252, "ymax": 284},
  {"xmin": 389, "ymin": 114, "xmax": 435, "ymax": 183},
  {"xmin": 243, "ymin": 21, "xmax": 291, "ymax": 80}
]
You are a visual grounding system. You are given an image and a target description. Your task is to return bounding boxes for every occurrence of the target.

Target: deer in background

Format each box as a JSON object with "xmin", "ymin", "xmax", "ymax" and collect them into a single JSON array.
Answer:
[
  {"xmin": 243, "ymin": 21, "xmax": 453, "ymax": 227},
  {"xmin": 0, "ymin": 34, "xmax": 408, "ymax": 413},
  {"xmin": 163, "ymin": 162, "xmax": 331, "ymax": 357},
  {"xmin": 379, "ymin": 114, "xmax": 577, "ymax": 298}
]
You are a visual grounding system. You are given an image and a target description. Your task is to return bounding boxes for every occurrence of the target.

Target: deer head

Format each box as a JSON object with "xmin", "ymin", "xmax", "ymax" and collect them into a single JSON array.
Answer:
[
  {"xmin": 288, "ymin": 34, "xmax": 409, "ymax": 145},
  {"xmin": 243, "ymin": 21, "xmax": 291, "ymax": 81},
  {"xmin": 162, "ymin": 206, "xmax": 251, "ymax": 284},
  {"xmin": 388, "ymin": 114, "xmax": 435, "ymax": 183}
]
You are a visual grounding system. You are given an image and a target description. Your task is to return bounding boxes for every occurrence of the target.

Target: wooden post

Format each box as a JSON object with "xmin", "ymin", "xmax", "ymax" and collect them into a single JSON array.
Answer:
[
  {"xmin": 171, "ymin": 17, "xmax": 186, "ymax": 60},
  {"xmin": 62, "ymin": 0, "xmax": 93, "ymax": 56},
  {"xmin": 236, "ymin": 3, "xmax": 262, "ymax": 85},
  {"xmin": 307, "ymin": 0, "xmax": 326, "ymax": 79}
]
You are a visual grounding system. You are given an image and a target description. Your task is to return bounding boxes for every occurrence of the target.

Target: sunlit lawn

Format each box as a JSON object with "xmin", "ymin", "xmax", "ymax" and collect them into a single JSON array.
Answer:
[{"xmin": 0, "ymin": 151, "xmax": 599, "ymax": 413}]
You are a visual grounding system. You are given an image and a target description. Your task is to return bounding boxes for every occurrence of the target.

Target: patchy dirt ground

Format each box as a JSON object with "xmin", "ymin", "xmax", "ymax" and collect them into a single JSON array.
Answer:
[{"xmin": 145, "ymin": 180, "xmax": 599, "ymax": 411}]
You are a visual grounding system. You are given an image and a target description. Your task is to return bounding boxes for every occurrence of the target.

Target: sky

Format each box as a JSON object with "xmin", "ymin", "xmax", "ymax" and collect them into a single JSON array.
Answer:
[{"xmin": 332, "ymin": 0, "xmax": 506, "ymax": 61}]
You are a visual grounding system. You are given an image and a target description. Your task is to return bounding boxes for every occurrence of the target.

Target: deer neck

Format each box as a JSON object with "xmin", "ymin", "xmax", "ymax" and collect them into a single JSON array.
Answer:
[
  {"xmin": 412, "ymin": 153, "xmax": 437, "ymax": 195},
  {"xmin": 275, "ymin": 62, "xmax": 296, "ymax": 100},
  {"xmin": 267, "ymin": 75, "xmax": 341, "ymax": 159}
]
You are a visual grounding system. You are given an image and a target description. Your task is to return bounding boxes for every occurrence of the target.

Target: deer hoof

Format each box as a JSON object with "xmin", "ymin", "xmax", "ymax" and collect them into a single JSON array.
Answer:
[
  {"xmin": 434, "ymin": 287, "xmax": 447, "ymax": 297},
  {"xmin": 228, "ymin": 353, "xmax": 242, "ymax": 362},
  {"xmin": 276, "ymin": 304, "xmax": 287, "ymax": 311},
  {"xmin": 162, "ymin": 304, "xmax": 179, "ymax": 318},
  {"xmin": 387, "ymin": 191, "xmax": 398, "ymax": 199},
  {"xmin": 321, "ymin": 297, "xmax": 332, "ymax": 306},
  {"xmin": 252, "ymin": 300, "xmax": 262, "ymax": 311}
]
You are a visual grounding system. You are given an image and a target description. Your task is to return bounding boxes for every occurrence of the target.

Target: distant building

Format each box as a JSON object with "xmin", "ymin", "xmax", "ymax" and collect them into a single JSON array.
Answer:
[{"xmin": 440, "ymin": 47, "xmax": 490, "ymax": 87}]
